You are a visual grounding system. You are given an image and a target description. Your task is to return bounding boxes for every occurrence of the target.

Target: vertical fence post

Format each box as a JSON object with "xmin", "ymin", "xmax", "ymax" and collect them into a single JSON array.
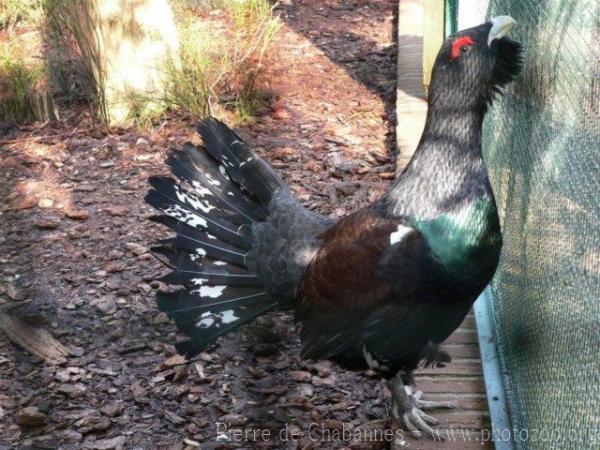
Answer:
[{"xmin": 422, "ymin": 0, "xmax": 445, "ymax": 95}]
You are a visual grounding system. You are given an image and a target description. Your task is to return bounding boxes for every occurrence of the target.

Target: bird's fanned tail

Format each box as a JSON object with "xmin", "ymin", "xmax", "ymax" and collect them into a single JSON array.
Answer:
[{"xmin": 145, "ymin": 118, "xmax": 285, "ymax": 357}]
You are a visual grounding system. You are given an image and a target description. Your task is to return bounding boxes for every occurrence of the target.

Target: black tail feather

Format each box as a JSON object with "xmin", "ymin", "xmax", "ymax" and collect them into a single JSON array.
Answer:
[
  {"xmin": 196, "ymin": 118, "xmax": 286, "ymax": 204},
  {"xmin": 153, "ymin": 247, "xmax": 262, "ymax": 287},
  {"xmin": 146, "ymin": 178, "xmax": 250, "ymax": 249},
  {"xmin": 157, "ymin": 288, "xmax": 270, "ymax": 320},
  {"xmin": 157, "ymin": 235, "xmax": 246, "ymax": 267},
  {"xmin": 146, "ymin": 118, "xmax": 285, "ymax": 357},
  {"xmin": 150, "ymin": 213, "xmax": 249, "ymax": 266},
  {"xmin": 166, "ymin": 143, "xmax": 267, "ymax": 222},
  {"xmin": 174, "ymin": 302, "xmax": 278, "ymax": 357},
  {"xmin": 159, "ymin": 288, "xmax": 277, "ymax": 358},
  {"xmin": 148, "ymin": 214, "xmax": 251, "ymax": 252}
]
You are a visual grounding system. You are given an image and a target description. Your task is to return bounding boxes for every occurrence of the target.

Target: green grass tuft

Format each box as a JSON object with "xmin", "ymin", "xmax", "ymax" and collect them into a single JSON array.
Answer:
[
  {"xmin": 1, "ymin": 0, "xmax": 45, "ymax": 32},
  {"xmin": 162, "ymin": 0, "xmax": 280, "ymax": 123},
  {"xmin": 0, "ymin": 0, "xmax": 45, "ymax": 33},
  {"xmin": 0, "ymin": 46, "xmax": 44, "ymax": 122}
]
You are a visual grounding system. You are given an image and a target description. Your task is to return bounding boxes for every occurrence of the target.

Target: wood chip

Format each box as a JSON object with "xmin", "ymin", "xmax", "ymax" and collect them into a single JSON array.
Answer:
[
  {"xmin": 0, "ymin": 312, "xmax": 71, "ymax": 365},
  {"xmin": 18, "ymin": 406, "xmax": 46, "ymax": 427}
]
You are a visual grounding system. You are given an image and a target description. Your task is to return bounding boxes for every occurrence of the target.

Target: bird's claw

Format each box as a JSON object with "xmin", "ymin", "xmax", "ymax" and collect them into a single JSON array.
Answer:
[
  {"xmin": 390, "ymin": 387, "xmax": 453, "ymax": 440},
  {"xmin": 397, "ymin": 406, "xmax": 441, "ymax": 440},
  {"xmin": 411, "ymin": 390, "xmax": 455, "ymax": 410}
]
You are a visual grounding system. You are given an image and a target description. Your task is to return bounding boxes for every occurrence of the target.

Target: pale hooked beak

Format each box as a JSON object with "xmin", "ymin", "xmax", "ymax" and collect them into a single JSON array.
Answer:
[{"xmin": 488, "ymin": 16, "xmax": 517, "ymax": 46}]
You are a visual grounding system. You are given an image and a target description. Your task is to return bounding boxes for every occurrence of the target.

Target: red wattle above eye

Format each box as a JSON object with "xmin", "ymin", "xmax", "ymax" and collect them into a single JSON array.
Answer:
[{"xmin": 451, "ymin": 36, "xmax": 475, "ymax": 60}]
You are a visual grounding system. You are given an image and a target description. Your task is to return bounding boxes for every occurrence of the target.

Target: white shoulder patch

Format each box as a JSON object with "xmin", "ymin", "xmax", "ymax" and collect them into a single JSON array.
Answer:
[
  {"xmin": 362, "ymin": 345, "xmax": 389, "ymax": 372},
  {"xmin": 362, "ymin": 345, "xmax": 380, "ymax": 369},
  {"xmin": 389, "ymin": 224, "xmax": 413, "ymax": 245}
]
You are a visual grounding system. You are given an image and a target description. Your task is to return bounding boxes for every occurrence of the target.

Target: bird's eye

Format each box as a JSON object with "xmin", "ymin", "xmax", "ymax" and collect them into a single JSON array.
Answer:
[{"xmin": 450, "ymin": 36, "xmax": 475, "ymax": 60}]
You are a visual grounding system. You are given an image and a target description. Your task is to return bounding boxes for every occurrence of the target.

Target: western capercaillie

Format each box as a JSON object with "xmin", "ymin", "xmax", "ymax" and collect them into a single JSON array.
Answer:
[{"xmin": 146, "ymin": 16, "xmax": 523, "ymax": 437}]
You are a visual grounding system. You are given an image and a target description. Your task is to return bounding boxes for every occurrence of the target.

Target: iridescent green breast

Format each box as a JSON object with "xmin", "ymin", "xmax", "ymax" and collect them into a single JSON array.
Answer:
[{"xmin": 413, "ymin": 198, "xmax": 502, "ymax": 278}]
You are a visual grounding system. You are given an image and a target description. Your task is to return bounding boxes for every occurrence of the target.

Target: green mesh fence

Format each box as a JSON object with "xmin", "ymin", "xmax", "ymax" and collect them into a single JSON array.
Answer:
[{"xmin": 449, "ymin": 1, "xmax": 600, "ymax": 448}]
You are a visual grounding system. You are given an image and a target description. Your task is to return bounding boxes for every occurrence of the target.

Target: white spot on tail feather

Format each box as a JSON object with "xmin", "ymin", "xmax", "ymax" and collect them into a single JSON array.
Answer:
[
  {"xmin": 192, "ymin": 278, "xmax": 209, "ymax": 286},
  {"xmin": 205, "ymin": 173, "xmax": 221, "ymax": 186},
  {"xmin": 196, "ymin": 309, "xmax": 239, "ymax": 328},
  {"xmin": 197, "ymin": 311, "xmax": 214, "ymax": 328},
  {"xmin": 198, "ymin": 285, "xmax": 226, "ymax": 298},
  {"xmin": 197, "ymin": 317, "xmax": 214, "ymax": 328},
  {"xmin": 164, "ymin": 205, "xmax": 208, "ymax": 229},
  {"xmin": 196, "ymin": 248, "xmax": 207, "ymax": 257},
  {"xmin": 219, "ymin": 165, "xmax": 232, "ymax": 180},
  {"xmin": 174, "ymin": 185, "xmax": 216, "ymax": 214},
  {"xmin": 390, "ymin": 224, "xmax": 413, "ymax": 245},
  {"xmin": 187, "ymin": 215, "xmax": 208, "ymax": 228},
  {"xmin": 220, "ymin": 309, "xmax": 238, "ymax": 324},
  {"xmin": 213, "ymin": 261, "xmax": 227, "ymax": 266},
  {"xmin": 191, "ymin": 181, "xmax": 213, "ymax": 197}
]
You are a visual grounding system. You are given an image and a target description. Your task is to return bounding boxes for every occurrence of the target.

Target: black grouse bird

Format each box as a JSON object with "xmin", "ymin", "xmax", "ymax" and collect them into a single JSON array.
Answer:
[{"xmin": 146, "ymin": 17, "xmax": 523, "ymax": 437}]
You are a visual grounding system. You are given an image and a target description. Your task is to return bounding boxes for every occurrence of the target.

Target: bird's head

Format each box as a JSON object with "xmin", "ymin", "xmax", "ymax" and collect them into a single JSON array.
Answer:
[{"xmin": 428, "ymin": 16, "xmax": 523, "ymax": 111}]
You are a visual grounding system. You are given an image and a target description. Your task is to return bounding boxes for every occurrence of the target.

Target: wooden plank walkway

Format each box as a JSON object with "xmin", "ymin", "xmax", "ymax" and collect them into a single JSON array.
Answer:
[
  {"xmin": 396, "ymin": 0, "xmax": 428, "ymax": 171},
  {"xmin": 396, "ymin": 1, "xmax": 493, "ymax": 448}
]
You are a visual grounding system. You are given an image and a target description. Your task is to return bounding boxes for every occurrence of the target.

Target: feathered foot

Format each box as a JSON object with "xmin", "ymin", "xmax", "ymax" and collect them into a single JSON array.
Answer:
[{"xmin": 388, "ymin": 372, "xmax": 454, "ymax": 439}]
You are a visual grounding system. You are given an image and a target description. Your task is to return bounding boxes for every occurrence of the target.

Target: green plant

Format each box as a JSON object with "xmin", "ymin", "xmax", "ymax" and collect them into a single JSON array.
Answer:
[
  {"xmin": 41, "ymin": 0, "xmax": 279, "ymax": 127},
  {"xmin": 43, "ymin": 4, "xmax": 97, "ymax": 107},
  {"xmin": 226, "ymin": 0, "xmax": 280, "ymax": 98},
  {"xmin": 0, "ymin": 0, "xmax": 45, "ymax": 33},
  {"xmin": 163, "ymin": 0, "xmax": 280, "ymax": 122},
  {"xmin": 120, "ymin": 88, "xmax": 169, "ymax": 129},
  {"xmin": 226, "ymin": 90, "xmax": 271, "ymax": 124},
  {"xmin": 44, "ymin": 0, "xmax": 108, "ymax": 123},
  {"xmin": 0, "ymin": 47, "xmax": 44, "ymax": 121},
  {"xmin": 162, "ymin": 21, "xmax": 225, "ymax": 118}
]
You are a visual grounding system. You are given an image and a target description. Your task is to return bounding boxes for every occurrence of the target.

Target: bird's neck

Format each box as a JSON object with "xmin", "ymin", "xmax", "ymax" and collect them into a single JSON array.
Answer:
[
  {"xmin": 383, "ymin": 107, "xmax": 491, "ymax": 219},
  {"xmin": 381, "ymin": 106, "xmax": 501, "ymax": 281},
  {"xmin": 420, "ymin": 104, "xmax": 485, "ymax": 149}
]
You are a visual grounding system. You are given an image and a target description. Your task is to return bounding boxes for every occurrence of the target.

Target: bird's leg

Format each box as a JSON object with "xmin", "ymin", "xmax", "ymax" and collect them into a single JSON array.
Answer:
[
  {"xmin": 399, "ymin": 370, "xmax": 455, "ymax": 410},
  {"xmin": 411, "ymin": 389, "xmax": 455, "ymax": 410},
  {"xmin": 388, "ymin": 371, "xmax": 452, "ymax": 439}
]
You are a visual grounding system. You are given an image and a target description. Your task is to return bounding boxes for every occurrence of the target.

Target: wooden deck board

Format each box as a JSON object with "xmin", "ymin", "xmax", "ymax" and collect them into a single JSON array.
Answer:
[{"xmin": 396, "ymin": 0, "xmax": 428, "ymax": 172}]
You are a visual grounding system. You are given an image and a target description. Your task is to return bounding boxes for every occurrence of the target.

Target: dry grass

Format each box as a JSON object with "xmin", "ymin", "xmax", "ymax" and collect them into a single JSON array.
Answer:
[
  {"xmin": 0, "ymin": 45, "xmax": 44, "ymax": 122},
  {"xmin": 0, "ymin": 1, "xmax": 46, "ymax": 122},
  {"xmin": 42, "ymin": 0, "xmax": 279, "ymax": 127},
  {"xmin": 0, "ymin": 0, "xmax": 44, "ymax": 34},
  {"xmin": 153, "ymin": 0, "xmax": 281, "ymax": 124},
  {"xmin": 44, "ymin": 0, "xmax": 109, "ymax": 123}
]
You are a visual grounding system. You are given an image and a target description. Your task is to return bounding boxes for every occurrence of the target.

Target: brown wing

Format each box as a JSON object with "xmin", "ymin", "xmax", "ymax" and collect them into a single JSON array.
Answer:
[
  {"xmin": 296, "ymin": 209, "xmax": 422, "ymax": 360},
  {"xmin": 298, "ymin": 209, "xmax": 399, "ymax": 313}
]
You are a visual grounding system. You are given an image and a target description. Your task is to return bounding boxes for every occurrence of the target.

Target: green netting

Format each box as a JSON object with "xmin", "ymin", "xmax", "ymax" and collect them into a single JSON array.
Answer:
[{"xmin": 451, "ymin": 1, "xmax": 600, "ymax": 448}]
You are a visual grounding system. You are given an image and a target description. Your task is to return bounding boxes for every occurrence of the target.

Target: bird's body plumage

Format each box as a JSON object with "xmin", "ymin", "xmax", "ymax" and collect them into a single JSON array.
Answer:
[{"xmin": 146, "ymin": 16, "xmax": 523, "ymax": 437}]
